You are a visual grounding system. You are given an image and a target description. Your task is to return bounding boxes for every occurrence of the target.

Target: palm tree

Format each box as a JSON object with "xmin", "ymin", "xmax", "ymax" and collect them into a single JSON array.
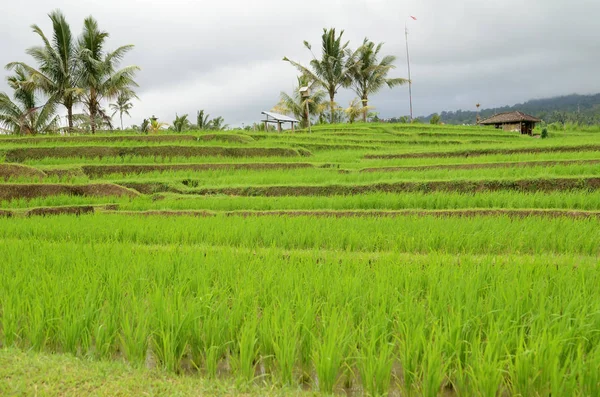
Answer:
[
  {"xmin": 78, "ymin": 16, "xmax": 139, "ymax": 134},
  {"xmin": 284, "ymin": 28, "xmax": 356, "ymax": 124},
  {"xmin": 273, "ymin": 76, "xmax": 327, "ymax": 129},
  {"xmin": 196, "ymin": 110, "xmax": 210, "ymax": 130},
  {"xmin": 140, "ymin": 118, "xmax": 150, "ymax": 133},
  {"xmin": 350, "ymin": 39, "xmax": 408, "ymax": 122},
  {"xmin": 109, "ymin": 92, "xmax": 134, "ymax": 130},
  {"xmin": 209, "ymin": 116, "xmax": 228, "ymax": 131},
  {"xmin": 149, "ymin": 118, "xmax": 168, "ymax": 133},
  {"xmin": 6, "ymin": 10, "xmax": 81, "ymax": 132},
  {"xmin": 0, "ymin": 67, "xmax": 59, "ymax": 135},
  {"xmin": 345, "ymin": 98, "xmax": 373, "ymax": 124},
  {"xmin": 172, "ymin": 113, "xmax": 190, "ymax": 132}
]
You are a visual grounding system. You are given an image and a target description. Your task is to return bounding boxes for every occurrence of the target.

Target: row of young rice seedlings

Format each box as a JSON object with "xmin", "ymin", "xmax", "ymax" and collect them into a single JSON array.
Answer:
[
  {"xmin": 0, "ymin": 214, "xmax": 597, "ymax": 255},
  {"xmin": 6, "ymin": 157, "xmax": 600, "ymax": 186},
  {"xmin": 1, "ymin": 239, "xmax": 599, "ymax": 395},
  {"xmin": 118, "ymin": 190, "xmax": 600, "ymax": 212},
  {"xmin": 12, "ymin": 148, "xmax": 600, "ymax": 172},
  {"xmin": 3, "ymin": 190, "xmax": 600, "ymax": 212},
  {"xmin": 17, "ymin": 154, "xmax": 319, "ymax": 166},
  {"xmin": 103, "ymin": 163, "xmax": 600, "ymax": 188}
]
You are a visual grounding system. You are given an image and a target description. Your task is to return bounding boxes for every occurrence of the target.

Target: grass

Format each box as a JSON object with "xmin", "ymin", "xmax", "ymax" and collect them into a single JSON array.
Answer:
[
  {"xmin": 0, "ymin": 348, "xmax": 306, "ymax": 396},
  {"xmin": 0, "ymin": 213, "xmax": 597, "ymax": 254},
  {"xmin": 0, "ymin": 231, "xmax": 599, "ymax": 394}
]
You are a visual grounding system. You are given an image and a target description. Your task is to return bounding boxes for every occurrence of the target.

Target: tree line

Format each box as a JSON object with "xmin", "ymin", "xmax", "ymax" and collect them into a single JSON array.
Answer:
[
  {"xmin": 275, "ymin": 29, "xmax": 407, "ymax": 128},
  {"xmin": 0, "ymin": 10, "xmax": 138, "ymax": 134},
  {"xmin": 1, "ymin": 19, "xmax": 411, "ymax": 134}
]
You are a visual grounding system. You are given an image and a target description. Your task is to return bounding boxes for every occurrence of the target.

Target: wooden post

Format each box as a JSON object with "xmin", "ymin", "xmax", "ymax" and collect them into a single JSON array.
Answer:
[
  {"xmin": 291, "ymin": 122, "xmax": 295, "ymax": 132},
  {"xmin": 277, "ymin": 122, "xmax": 282, "ymax": 133},
  {"xmin": 264, "ymin": 121, "xmax": 268, "ymax": 131}
]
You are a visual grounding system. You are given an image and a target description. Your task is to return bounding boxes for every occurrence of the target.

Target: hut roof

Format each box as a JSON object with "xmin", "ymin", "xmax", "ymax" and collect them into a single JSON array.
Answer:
[
  {"xmin": 261, "ymin": 111, "xmax": 299, "ymax": 123},
  {"xmin": 480, "ymin": 111, "xmax": 541, "ymax": 125}
]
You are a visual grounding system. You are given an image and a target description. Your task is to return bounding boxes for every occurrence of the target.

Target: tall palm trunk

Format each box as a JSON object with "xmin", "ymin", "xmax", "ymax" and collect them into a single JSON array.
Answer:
[
  {"xmin": 120, "ymin": 113, "xmax": 123, "ymax": 130},
  {"xmin": 90, "ymin": 88, "xmax": 97, "ymax": 134},
  {"xmin": 67, "ymin": 106, "xmax": 73, "ymax": 132},
  {"xmin": 329, "ymin": 91, "xmax": 336, "ymax": 124},
  {"xmin": 362, "ymin": 97, "xmax": 368, "ymax": 123}
]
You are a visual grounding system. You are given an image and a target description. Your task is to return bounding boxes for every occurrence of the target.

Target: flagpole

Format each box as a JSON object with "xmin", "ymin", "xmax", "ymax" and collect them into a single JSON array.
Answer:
[{"xmin": 405, "ymin": 19, "xmax": 414, "ymax": 122}]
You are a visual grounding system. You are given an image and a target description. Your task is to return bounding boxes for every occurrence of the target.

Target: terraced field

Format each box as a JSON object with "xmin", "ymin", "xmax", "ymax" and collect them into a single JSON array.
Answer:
[{"xmin": 1, "ymin": 123, "xmax": 600, "ymax": 396}]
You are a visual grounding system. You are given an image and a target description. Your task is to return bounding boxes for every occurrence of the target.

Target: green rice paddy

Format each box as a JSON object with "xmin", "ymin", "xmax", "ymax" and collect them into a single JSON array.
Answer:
[{"xmin": 1, "ymin": 123, "xmax": 599, "ymax": 395}]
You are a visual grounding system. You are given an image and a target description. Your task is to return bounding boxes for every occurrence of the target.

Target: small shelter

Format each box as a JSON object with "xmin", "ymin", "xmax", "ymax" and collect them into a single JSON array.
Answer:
[
  {"xmin": 479, "ymin": 111, "xmax": 541, "ymax": 135},
  {"xmin": 261, "ymin": 111, "xmax": 299, "ymax": 132}
]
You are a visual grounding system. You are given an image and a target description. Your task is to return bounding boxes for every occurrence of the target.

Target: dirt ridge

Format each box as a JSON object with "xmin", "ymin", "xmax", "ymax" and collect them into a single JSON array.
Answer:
[
  {"xmin": 80, "ymin": 162, "xmax": 316, "ymax": 177},
  {"xmin": 0, "ymin": 184, "xmax": 139, "ymax": 200},
  {"xmin": 365, "ymin": 144, "xmax": 600, "ymax": 159},
  {"xmin": 0, "ymin": 164, "xmax": 47, "ymax": 180},
  {"xmin": 4, "ymin": 146, "xmax": 308, "ymax": 162},
  {"xmin": 124, "ymin": 177, "xmax": 600, "ymax": 197},
  {"xmin": 360, "ymin": 159, "xmax": 600, "ymax": 173},
  {"xmin": 103, "ymin": 209, "xmax": 600, "ymax": 219}
]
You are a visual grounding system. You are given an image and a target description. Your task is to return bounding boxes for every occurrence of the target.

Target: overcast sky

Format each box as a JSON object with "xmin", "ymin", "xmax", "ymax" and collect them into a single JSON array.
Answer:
[{"xmin": 1, "ymin": 0, "xmax": 599, "ymax": 128}]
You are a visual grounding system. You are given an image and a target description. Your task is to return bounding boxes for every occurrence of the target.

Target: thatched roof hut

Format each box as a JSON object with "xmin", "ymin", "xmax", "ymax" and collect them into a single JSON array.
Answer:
[{"xmin": 479, "ymin": 111, "xmax": 541, "ymax": 135}]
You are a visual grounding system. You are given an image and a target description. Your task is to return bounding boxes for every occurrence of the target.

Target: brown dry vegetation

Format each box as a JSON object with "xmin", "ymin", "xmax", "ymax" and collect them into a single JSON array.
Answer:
[
  {"xmin": 122, "ymin": 177, "xmax": 600, "ymax": 196},
  {"xmin": 24, "ymin": 205, "xmax": 97, "ymax": 217},
  {"xmin": 0, "ymin": 209, "xmax": 13, "ymax": 217},
  {"xmin": 0, "ymin": 134, "xmax": 197, "ymax": 145},
  {"xmin": 360, "ymin": 159, "xmax": 600, "ymax": 173},
  {"xmin": 0, "ymin": 164, "xmax": 47, "ymax": 180},
  {"xmin": 0, "ymin": 184, "xmax": 138, "ymax": 200},
  {"xmin": 197, "ymin": 134, "xmax": 253, "ymax": 143},
  {"xmin": 105, "ymin": 209, "xmax": 600, "ymax": 219},
  {"xmin": 79, "ymin": 162, "xmax": 316, "ymax": 177},
  {"xmin": 365, "ymin": 144, "xmax": 600, "ymax": 159},
  {"xmin": 3, "ymin": 146, "xmax": 308, "ymax": 162}
]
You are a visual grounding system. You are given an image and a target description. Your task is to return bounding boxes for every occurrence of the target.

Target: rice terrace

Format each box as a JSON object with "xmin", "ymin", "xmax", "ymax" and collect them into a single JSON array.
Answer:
[{"xmin": 2, "ymin": 4, "xmax": 600, "ymax": 397}]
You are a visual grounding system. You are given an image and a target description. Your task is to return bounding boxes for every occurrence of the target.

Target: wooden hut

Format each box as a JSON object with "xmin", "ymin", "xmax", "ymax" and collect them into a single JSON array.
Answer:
[
  {"xmin": 479, "ymin": 111, "xmax": 541, "ymax": 135},
  {"xmin": 260, "ymin": 111, "xmax": 300, "ymax": 132}
]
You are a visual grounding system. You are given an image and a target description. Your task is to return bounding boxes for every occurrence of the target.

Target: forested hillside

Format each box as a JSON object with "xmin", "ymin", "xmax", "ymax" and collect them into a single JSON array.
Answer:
[{"xmin": 414, "ymin": 94, "xmax": 600, "ymax": 125}]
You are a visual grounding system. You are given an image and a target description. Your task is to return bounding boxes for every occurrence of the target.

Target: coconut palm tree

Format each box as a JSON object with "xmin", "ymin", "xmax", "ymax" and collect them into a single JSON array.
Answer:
[
  {"xmin": 109, "ymin": 92, "xmax": 135, "ymax": 130},
  {"xmin": 6, "ymin": 10, "xmax": 81, "ymax": 132},
  {"xmin": 349, "ymin": 38, "xmax": 408, "ymax": 122},
  {"xmin": 0, "ymin": 67, "xmax": 59, "ymax": 135},
  {"xmin": 209, "ymin": 116, "xmax": 228, "ymax": 131},
  {"xmin": 273, "ymin": 76, "xmax": 327, "ymax": 129},
  {"xmin": 196, "ymin": 110, "xmax": 210, "ymax": 130},
  {"xmin": 78, "ymin": 16, "xmax": 139, "ymax": 134},
  {"xmin": 149, "ymin": 118, "xmax": 168, "ymax": 133},
  {"xmin": 172, "ymin": 113, "xmax": 190, "ymax": 132},
  {"xmin": 345, "ymin": 98, "xmax": 373, "ymax": 124},
  {"xmin": 284, "ymin": 28, "xmax": 356, "ymax": 124}
]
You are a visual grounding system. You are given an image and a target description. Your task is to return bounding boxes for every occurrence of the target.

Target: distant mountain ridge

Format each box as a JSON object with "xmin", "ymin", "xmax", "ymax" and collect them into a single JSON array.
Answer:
[{"xmin": 424, "ymin": 93, "xmax": 600, "ymax": 125}]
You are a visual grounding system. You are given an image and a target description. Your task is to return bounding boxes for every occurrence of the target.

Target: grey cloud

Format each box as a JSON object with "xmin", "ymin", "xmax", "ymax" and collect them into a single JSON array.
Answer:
[{"xmin": 1, "ymin": 0, "xmax": 599, "ymax": 128}]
